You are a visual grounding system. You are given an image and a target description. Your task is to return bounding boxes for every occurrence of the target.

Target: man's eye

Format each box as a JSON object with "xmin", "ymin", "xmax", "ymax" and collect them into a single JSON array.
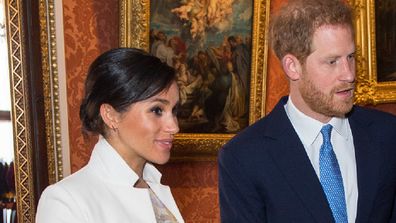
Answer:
[
  {"xmin": 347, "ymin": 54, "xmax": 355, "ymax": 60},
  {"xmin": 151, "ymin": 106, "xmax": 163, "ymax": 116},
  {"xmin": 329, "ymin": 60, "xmax": 337, "ymax": 65}
]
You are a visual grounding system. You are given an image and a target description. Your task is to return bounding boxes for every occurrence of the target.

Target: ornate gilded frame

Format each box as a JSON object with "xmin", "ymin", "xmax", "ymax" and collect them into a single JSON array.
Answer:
[
  {"xmin": 351, "ymin": 0, "xmax": 396, "ymax": 104},
  {"xmin": 39, "ymin": 0, "xmax": 64, "ymax": 184},
  {"xmin": 120, "ymin": 0, "xmax": 270, "ymax": 161},
  {"xmin": 5, "ymin": 0, "xmax": 62, "ymax": 222}
]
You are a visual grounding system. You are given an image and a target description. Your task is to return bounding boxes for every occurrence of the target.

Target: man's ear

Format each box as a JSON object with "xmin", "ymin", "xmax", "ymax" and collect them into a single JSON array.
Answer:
[
  {"xmin": 282, "ymin": 54, "xmax": 302, "ymax": 81},
  {"xmin": 99, "ymin": 103, "xmax": 120, "ymax": 130}
]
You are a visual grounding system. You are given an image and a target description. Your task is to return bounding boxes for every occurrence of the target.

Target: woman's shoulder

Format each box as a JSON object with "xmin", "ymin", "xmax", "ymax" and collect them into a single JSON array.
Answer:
[
  {"xmin": 44, "ymin": 166, "xmax": 96, "ymax": 196},
  {"xmin": 36, "ymin": 167, "xmax": 95, "ymax": 222}
]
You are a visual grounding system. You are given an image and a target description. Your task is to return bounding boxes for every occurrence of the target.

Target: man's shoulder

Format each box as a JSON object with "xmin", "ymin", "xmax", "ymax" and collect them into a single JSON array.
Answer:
[
  {"xmin": 220, "ymin": 96, "xmax": 291, "ymax": 156},
  {"xmin": 221, "ymin": 114, "xmax": 281, "ymax": 154},
  {"xmin": 350, "ymin": 105, "xmax": 396, "ymax": 123},
  {"xmin": 349, "ymin": 105, "xmax": 396, "ymax": 137}
]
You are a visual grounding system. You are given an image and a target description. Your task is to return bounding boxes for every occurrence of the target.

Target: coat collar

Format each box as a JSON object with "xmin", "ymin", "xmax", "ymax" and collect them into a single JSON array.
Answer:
[
  {"xmin": 285, "ymin": 96, "xmax": 351, "ymax": 146},
  {"xmin": 87, "ymin": 136, "xmax": 163, "ymax": 186},
  {"xmin": 83, "ymin": 137, "xmax": 184, "ymax": 222}
]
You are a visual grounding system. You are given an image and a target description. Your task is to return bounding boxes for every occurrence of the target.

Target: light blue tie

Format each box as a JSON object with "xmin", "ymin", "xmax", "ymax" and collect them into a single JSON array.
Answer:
[{"xmin": 319, "ymin": 124, "xmax": 348, "ymax": 223}]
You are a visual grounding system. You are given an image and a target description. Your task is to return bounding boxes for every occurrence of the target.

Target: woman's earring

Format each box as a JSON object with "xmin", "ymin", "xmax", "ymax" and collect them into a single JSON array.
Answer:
[{"xmin": 111, "ymin": 125, "xmax": 117, "ymax": 132}]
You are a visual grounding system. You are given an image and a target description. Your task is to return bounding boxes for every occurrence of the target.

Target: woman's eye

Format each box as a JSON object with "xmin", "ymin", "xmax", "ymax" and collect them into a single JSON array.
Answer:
[{"xmin": 151, "ymin": 106, "xmax": 163, "ymax": 116}]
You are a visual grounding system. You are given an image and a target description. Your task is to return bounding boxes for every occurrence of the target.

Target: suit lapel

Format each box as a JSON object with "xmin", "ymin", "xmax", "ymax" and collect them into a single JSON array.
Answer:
[
  {"xmin": 349, "ymin": 110, "xmax": 380, "ymax": 223},
  {"xmin": 265, "ymin": 97, "xmax": 334, "ymax": 223}
]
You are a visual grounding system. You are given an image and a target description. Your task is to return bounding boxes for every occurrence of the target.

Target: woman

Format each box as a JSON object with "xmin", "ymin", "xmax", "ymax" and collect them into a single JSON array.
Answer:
[{"xmin": 36, "ymin": 48, "xmax": 184, "ymax": 223}]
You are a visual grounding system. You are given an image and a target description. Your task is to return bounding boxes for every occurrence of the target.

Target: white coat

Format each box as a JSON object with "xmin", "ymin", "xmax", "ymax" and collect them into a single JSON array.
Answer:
[{"xmin": 35, "ymin": 137, "xmax": 184, "ymax": 223}]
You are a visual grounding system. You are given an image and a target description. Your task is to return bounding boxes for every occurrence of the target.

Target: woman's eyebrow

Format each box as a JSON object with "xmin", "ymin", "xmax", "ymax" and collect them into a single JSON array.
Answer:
[{"xmin": 148, "ymin": 98, "xmax": 170, "ymax": 105}]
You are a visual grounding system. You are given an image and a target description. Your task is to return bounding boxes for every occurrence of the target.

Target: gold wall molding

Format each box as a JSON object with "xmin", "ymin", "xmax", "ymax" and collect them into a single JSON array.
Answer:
[
  {"xmin": 39, "ymin": 0, "xmax": 63, "ymax": 184},
  {"xmin": 5, "ymin": 0, "xmax": 36, "ymax": 222},
  {"xmin": 351, "ymin": 0, "xmax": 396, "ymax": 104}
]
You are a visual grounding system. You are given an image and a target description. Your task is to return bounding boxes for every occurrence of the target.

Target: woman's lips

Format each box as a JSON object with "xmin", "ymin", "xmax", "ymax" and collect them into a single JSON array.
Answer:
[{"xmin": 155, "ymin": 139, "xmax": 174, "ymax": 150}]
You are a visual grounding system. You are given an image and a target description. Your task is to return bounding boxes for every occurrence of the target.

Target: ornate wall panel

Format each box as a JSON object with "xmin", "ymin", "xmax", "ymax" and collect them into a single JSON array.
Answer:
[
  {"xmin": 62, "ymin": 0, "xmax": 119, "ymax": 172},
  {"xmin": 159, "ymin": 162, "xmax": 220, "ymax": 222}
]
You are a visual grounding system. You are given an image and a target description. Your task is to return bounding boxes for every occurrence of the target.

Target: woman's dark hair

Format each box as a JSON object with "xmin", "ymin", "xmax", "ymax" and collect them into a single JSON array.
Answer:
[{"xmin": 80, "ymin": 48, "xmax": 176, "ymax": 136}]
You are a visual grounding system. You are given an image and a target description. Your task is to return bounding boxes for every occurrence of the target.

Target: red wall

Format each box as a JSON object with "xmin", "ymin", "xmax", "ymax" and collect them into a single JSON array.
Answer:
[{"xmin": 63, "ymin": 0, "xmax": 396, "ymax": 222}]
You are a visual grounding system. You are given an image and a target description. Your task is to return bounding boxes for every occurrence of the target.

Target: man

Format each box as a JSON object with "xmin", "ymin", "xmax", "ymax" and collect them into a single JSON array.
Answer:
[
  {"xmin": 228, "ymin": 35, "xmax": 250, "ymax": 91},
  {"xmin": 218, "ymin": 0, "xmax": 396, "ymax": 222},
  {"xmin": 150, "ymin": 31, "xmax": 166, "ymax": 57}
]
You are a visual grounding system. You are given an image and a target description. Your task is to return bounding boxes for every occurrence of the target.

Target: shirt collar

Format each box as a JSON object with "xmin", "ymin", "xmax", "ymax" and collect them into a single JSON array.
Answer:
[
  {"xmin": 88, "ymin": 136, "xmax": 163, "ymax": 186},
  {"xmin": 285, "ymin": 97, "xmax": 350, "ymax": 146}
]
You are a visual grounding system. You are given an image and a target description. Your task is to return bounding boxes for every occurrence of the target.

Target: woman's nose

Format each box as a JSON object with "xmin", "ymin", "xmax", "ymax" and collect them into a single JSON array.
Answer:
[{"xmin": 166, "ymin": 116, "xmax": 179, "ymax": 135}]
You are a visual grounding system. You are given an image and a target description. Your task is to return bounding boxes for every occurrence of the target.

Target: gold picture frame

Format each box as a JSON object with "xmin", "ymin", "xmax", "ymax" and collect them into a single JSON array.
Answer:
[
  {"xmin": 351, "ymin": 0, "xmax": 396, "ymax": 104},
  {"xmin": 120, "ymin": 0, "xmax": 270, "ymax": 161},
  {"xmin": 5, "ymin": 0, "xmax": 62, "ymax": 221},
  {"xmin": 6, "ymin": 1, "xmax": 35, "ymax": 221}
]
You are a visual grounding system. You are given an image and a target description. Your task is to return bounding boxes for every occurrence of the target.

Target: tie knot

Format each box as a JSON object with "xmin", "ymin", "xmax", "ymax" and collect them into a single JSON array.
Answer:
[{"xmin": 320, "ymin": 124, "xmax": 333, "ymax": 142}]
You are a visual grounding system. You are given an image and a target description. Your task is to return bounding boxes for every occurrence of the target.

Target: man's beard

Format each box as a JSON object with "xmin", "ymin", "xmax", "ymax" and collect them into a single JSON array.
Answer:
[{"xmin": 299, "ymin": 78, "xmax": 354, "ymax": 118}]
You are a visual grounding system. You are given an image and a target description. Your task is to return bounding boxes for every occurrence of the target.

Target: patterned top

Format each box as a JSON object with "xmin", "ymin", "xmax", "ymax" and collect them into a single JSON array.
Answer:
[{"xmin": 148, "ymin": 188, "xmax": 178, "ymax": 223}]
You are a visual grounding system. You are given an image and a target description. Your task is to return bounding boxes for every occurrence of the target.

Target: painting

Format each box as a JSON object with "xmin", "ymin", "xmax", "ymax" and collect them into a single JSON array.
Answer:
[
  {"xmin": 120, "ymin": 0, "xmax": 270, "ymax": 160},
  {"xmin": 375, "ymin": 0, "xmax": 396, "ymax": 82},
  {"xmin": 150, "ymin": 1, "xmax": 252, "ymax": 134},
  {"xmin": 351, "ymin": 0, "xmax": 396, "ymax": 104}
]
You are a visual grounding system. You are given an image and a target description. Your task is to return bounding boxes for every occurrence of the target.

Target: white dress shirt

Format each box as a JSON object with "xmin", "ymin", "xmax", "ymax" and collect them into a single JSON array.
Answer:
[
  {"xmin": 284, "ymin": 97, "xmax": 358, "ymax": 223},
  {"xmin": 36, "ymin": 137, "xmax": 184, "ymax": 223}
]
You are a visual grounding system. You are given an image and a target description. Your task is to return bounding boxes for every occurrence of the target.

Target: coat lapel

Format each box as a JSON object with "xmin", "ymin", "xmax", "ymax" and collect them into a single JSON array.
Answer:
[
  {"xmin": 265, "ymin": 97, "xmax": 334, "ymax": 223},
  {"xmin": 349, "ymin": 110, "xmax": 380, "ymax": 223}
]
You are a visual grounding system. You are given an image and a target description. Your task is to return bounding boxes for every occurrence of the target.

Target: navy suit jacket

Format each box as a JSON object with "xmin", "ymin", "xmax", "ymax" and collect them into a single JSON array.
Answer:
[{"xmin": 219, "ymin": 96, "xmax": 396, "ymax": 223}]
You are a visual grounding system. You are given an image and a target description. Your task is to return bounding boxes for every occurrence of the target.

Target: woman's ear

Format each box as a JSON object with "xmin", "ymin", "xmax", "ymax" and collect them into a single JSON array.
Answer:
[
  {"xmin": 282, "ymin": 54, "xmax": 302, "ymax": 81},
  {"xmin": 99, "ymin": 104, "xmax": 120, "ymax": 130}
]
